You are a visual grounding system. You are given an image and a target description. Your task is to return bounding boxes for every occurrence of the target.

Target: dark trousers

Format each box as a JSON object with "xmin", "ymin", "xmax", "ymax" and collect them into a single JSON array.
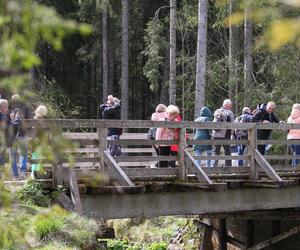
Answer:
[
  {"xmin": 257, "ymin": 144, "xmax": 266, "ymax": 155},
  {"xmin": 213, "ymin": 138, "xmax": 231, "ymax": 167},
  {"xmin": 158, "ymin": 146, "xmax": 171, "ymax": 168}
]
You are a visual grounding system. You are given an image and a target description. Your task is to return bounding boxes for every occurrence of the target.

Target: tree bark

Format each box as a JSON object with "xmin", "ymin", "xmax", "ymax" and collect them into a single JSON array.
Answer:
[
  {"xmin": 194, "ymin": 0, "xmax": 208, "ymax": 118},
  {"xmin": 228, "ymin": 0, "xmax": 239, "ymax": 115},
  {"xmin": 121, "ymin": 0, "xmax": 129, "ymax": 119},
  {"xmin": 169, "ymin": 0, "xmax": 177, "ymax": 105},
  {"xmin": 102, "ymin": 7, "xmax": 108, "ymax": 102},
  {"xmin": 161, "ymin": 48, "xmax": 170, "ymax": 105},
  {"xmin": 244, "ymin": 6, "xmax": 253, "ymax": 107}
]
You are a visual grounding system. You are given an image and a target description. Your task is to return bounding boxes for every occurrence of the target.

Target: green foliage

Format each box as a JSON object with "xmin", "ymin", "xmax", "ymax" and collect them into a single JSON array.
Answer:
[
  {"xmin": 36, "ymin": 79, "xmax": 81, "ymax": 118},
  {"xmin": 143, "ymin": 18, "xmax": 168, "ymax": 92},
  {"xmin": 0, "ymin": 0, "xmax": 91, "ymax": 71},
  {"xmin": 145, "ymin": 242, "xmax": 167, "ymax": 250},
  {"xmin": 17, "ymin": 179, "xmax": 50, "ymax": 207},
  {"xmin": 0, "ymin": 210, "xmax": 29, "ymax": 249}
]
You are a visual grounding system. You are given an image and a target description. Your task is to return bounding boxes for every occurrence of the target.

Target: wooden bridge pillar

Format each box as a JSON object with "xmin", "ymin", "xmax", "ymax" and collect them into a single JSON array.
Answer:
[
  {"xmin": 97, "ymin": 127, "xmax": 107, "ymax": 173},
  {"xmin": 248, "ymin": 126, "xmax": 258, "ymax": 180},
  {"xmin": 178, "ymin": 128, "xmax": 186, "ymax": 181}
]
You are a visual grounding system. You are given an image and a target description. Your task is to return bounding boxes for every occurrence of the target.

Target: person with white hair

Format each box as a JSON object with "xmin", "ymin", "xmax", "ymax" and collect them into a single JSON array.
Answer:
[
  {"xmin": 0, "ymin": 99, "xmax": 9, "ymax": 167},
  {"xmin": 155, "ymin": 105, "xmax": 180, "ymax": 168},
  {"xmin": 252, "ymin": 101, "xmax": 279, "ymax": 155},
  {"xmin": 99, "ymin": 95, "xmax": 122, "ymax": 157},
  {"xmin": 212, "ymin": 99, "xmax": 235, "ymax": 167},
  {"xmin": 287, "ymin": 103, "xmax": 300, "ymax": 165},
  {"xmin": 34, "ymin": 105, "xmax": 47, "ymax": 119},
  {"xmin": 234, "ymin": 107, "xmax": 253, "ymax": 166}
]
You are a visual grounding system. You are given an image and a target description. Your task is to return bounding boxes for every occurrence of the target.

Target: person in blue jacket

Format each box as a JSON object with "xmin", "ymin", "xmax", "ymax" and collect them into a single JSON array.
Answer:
[{"xmin": 193, "ymin": 106, "xmax": 214, "ymax": 167}]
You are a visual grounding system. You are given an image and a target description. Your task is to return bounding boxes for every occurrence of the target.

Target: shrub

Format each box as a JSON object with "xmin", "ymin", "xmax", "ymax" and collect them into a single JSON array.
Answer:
[{"xmin": 17, "ymin": 179, "xmax": 50, "ymax": 207}]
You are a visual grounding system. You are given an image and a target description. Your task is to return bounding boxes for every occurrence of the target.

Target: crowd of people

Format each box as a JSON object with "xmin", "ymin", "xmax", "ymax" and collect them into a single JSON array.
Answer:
[
  {"xmin": 147, "ymin": 99, "xmax": 300, "ymax": 168},
  {"xmin": 2, "ymin": 92, "xmax": 299, "ymax": 180},
  {"xmin": 0, "ymin": 94, "xmax": 47, "ymax": 180},
  {"xmin": 98, "ymin": 94, "xmax": 300, "ymax": 168}
]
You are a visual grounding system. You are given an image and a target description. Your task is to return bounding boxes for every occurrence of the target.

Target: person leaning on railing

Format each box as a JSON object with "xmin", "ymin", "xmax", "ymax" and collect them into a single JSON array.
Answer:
[
  {"xmin": 155, "ymin": 105, "xmax": 180, "ymax": 168},
  {"xmin": 193, "ymin": 106, "xmax": 214, "ymax": 167},
  {"xmin": 287, "ymin": 103, "xmax": 300, "ymax": 166},
  {"xmin": 212, "ymin": 99, "xmax": 235, "ymax": 167},
  {"xmin": 147, "ymin": 104, "xmax": 167, "ymax": 156},
  {"xmin": 252, "ymin": 102, "xmax": 279, "ymax": 155}
]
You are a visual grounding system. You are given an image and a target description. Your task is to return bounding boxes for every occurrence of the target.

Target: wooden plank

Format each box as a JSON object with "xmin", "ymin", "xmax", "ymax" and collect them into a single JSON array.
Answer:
[
  {"xmin": 192, "ymin": 167, "xmax": 250, "ymax": 175},
  {"xmin": 247, "ymin": 225, "xmax": 300, "ymax": 250},
  {"xmin": 23, "ymin": 119, "xmax": 258, "ymax": 129},
  {"xmin": 118, "ymin": 162, "xmax": 154, "ymax": 167},
  {"xmin": 108, "ymin": 139, "xmax": 176, "ymax": 146},
  {"xmin": 97, "ymin": 128, "xmax": 107, "ymax": 173},
  {"xmin": 248, "ymin": 127, "xmax": 258, "ymax": 180},
  {"xmin": 257, "ymin": 139, "xmax": 300, "ymax": 145},
  {"xmin": 123, "ymin": 168, "xmax": 178, "ymax": 178},
  {"xmin": 65, "ymin": 147, "xmax": 154, "ymax": 154},
  {"xmin": 104, "ymin": 150, "xmax": 134, "ymax": 187},
  {"xmin": 264, "ymin": 155, "xmax": 300, "ymax": 160},
  {"xmin": 254, "ymin": 149, "xmax": 282, "ymax": 181},
  {"xmin": 68, "ymin": 168, "xmax": 83, "ymax": 214},
  {"xmin": 193, "ymin": 155, "xmax": 249, "ymax": 160},
  {"xmin": 184, "ymin": 149, "xmax": 212, "ymax": 184},
  {"xmin": 177, "ymin": 128, "xmax": 186, "ymax": 181},
  {"xmin": 115, "ymin": 156, "xmax": 177, "ymax": 162},
  {"xmin": 187, "ymin": 139, "xmax": 249, "ymax": 145}
]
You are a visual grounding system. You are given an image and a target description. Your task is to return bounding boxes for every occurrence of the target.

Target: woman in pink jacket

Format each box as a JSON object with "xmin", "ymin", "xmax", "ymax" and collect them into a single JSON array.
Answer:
[
  {"xmin": 287, "ymin": 103, "xmax": 300, "ymax": 165},
  {"xmin": 155, "ymin": 105, "xmax": 179, "ymax": 168}
]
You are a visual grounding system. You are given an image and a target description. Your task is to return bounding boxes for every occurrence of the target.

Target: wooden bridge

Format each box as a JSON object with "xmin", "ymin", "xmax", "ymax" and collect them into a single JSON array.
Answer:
[
  {"xmin": 17, "ymin": 119, "xmax": 300, "ymax": 220},
  {"xmin": 7, "ymin": 119, "xmax": 300, "ymax": 249}
]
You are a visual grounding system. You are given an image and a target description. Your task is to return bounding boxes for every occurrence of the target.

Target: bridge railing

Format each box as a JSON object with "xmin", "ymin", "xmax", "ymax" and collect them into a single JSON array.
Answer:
[{"xmin": 23, "ymin": 119, "xmax": 300, "ymax": 186}]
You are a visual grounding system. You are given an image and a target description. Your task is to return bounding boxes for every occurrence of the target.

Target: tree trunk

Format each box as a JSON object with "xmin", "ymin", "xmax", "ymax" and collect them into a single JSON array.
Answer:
[
  {"xmin": 244, "ymin": 6, "xmax": 253, "ymax": 107},
  {"xmin": 228, "ymin": 0, "xmax": 240, "ymax": 115},
  {"xmin": 169, "ymin": 0, "xmax": 176, "ymax": 105},
  {"xmin": 108, "ymin": 30, "xmax": 114, "ymax": 95},
  {"xmin": 194, "ymin": 0, "xmax": 208, "ymax": 118},
  {"xmin": 102, "ymin": 8, "xmax": 108, "ymax": 102},
  {"xmin": 121, "ymin": 0, "xmax": 129, "ymax": 119},
  {"xmin": 161, "ymin": 48, "xmax": 170, "ymax": 105}
]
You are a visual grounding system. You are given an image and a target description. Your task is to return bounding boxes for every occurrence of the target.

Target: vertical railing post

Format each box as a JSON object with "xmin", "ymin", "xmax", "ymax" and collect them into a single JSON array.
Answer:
[
  {"xmin": 248, "ymin": 125, "xmax": 258, "ymax": 180},
  {"xmin": 178, "ymin": 127, "xmax": 186, "ymax": 181},
  {"xmin": 97, "ymin": 127, "xmax": 107, "ymax": 173}
]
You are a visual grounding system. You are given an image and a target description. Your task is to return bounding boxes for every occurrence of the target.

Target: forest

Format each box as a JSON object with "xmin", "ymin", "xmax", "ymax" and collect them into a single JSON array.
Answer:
[{"xmin": 6, "ymin": 0, "xmax": 298, "ymax": 122}]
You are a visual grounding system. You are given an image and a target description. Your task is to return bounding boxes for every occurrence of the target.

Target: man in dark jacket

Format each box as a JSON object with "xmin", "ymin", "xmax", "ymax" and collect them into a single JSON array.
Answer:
[
  {"xmin": 100, "ymin": 96, "xmax": 122, "ymax": 157},
  {"xmin": 252, "ymin": 101, "xmax": 279, "ymax": 155}
]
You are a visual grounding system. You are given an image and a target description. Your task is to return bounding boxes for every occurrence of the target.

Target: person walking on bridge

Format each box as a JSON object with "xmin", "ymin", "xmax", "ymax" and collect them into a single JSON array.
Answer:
[
  {"xmin": 212, "ymin": 99, "xmax": 235, "ymax": 167},
  {"xmin": 155, "ymin": 105, "xmax": 180, "ymax": 168}
]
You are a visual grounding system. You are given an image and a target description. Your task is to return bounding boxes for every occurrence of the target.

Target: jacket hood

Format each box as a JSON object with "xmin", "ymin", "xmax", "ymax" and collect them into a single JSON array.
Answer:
[
  {"xmin": 200, "ymin": 107, "xmax": 213, "ymax": 119},
  {"xmin": 291, "ymin": 109, "xmax": 300, "ymax": 119}
]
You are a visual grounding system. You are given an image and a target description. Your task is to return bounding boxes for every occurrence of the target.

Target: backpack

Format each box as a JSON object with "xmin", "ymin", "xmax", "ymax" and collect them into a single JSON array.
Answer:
[
  {"xmin": 252, "ymin": 103, "xmax": 266, "ymax": 115},
  {"xmin": 234, "ymin": 114, "xmax": 253, "ymax": 139}
]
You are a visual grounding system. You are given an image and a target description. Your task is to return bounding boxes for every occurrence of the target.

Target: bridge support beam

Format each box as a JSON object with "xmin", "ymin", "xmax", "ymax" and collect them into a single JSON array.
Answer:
[{"xmin": 81, "ymin": 187, "xmax": 300, "ymax": 219}]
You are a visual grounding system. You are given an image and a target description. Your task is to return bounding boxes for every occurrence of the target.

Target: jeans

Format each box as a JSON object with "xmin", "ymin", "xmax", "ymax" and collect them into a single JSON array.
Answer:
[
  {"xmin": 290, "ymin": 144, "xmax": 300, "ymax": 165},
  {"xmin": 213, "ymin": 138, "xmax": 231, "ymax": 167},
  {"xmin": 195, "ymin": 149, "xmax": 213, "ymax": 167},
  {"xmin": 107, "ymin": 135, "xmax": 121, "ymax": 157},
  {"xmin": 0, "ymin": 149, "xmax": 5, "ymax": 166},
  {"xmin": 10, "ymin": 138, "xmax": 28, "ymax": 177},
  {"xmin": 237, "ymin": 145, "xmax": 246, "ymax": 166}
]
